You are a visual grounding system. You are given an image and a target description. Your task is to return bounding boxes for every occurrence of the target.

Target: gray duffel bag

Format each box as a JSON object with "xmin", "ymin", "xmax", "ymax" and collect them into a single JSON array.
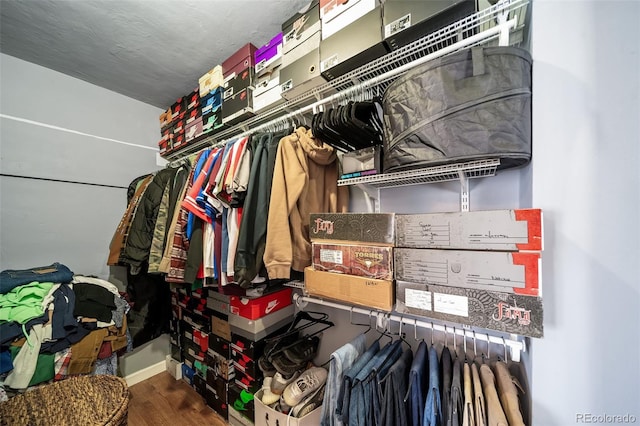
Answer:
[{"xmin": 382, "ymin": 46, "xmax": 532, "ymax": 172}]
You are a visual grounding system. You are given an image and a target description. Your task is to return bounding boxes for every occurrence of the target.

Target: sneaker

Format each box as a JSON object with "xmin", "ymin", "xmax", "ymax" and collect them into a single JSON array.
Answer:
[
  {"xmin": 261, "ymin": 377, "xmax": 280, "ymax": 405},
  {"xmin": 292, "ymin": 384, "xmax": 325, "ymax": 418},
  {"xmin": 283, "ymin": 336, "xmax": 320, "ymax": 364},
  {"xmin": 271, "ymin": 351, "xmax": 307, "ymax": 376},
  {"xmin": 270, "ymin": 370, "xmax": 300, "ymax": 395},
  {"xmin": 282, "ymin": 367, "xmax": 328, "ymax": 407},
  {"xmin": 258, "ymin": 355, "xmax": 276, "ymax": 377}
]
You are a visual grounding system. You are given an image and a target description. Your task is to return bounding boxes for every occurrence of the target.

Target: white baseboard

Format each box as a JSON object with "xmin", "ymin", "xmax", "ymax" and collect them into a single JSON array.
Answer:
[{"xmin": 124, "ymin": 360, "xmax": 166, "ymax": 387}]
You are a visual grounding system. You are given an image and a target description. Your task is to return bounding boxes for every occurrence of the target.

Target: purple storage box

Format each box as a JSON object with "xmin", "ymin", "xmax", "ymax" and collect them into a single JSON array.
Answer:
[{"xmin": 255, "ymin": 33, "xmax": 284, "ymax": 74}]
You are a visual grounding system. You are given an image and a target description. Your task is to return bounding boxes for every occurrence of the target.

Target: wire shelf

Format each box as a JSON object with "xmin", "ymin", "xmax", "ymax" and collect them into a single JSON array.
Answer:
[
  {"xmin": 164, "ymin": 0, "xmax": 529, "ymax": 162},
  {"xmin": 338, "ymin": 159, "xmax": 500, "ymax": 188}
]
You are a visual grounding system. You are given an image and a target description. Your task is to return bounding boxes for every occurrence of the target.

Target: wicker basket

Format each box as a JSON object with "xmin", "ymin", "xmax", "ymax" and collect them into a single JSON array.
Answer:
[{"xmin": 0, "ymin": 375, "xmax": 129, "ymax": 426}]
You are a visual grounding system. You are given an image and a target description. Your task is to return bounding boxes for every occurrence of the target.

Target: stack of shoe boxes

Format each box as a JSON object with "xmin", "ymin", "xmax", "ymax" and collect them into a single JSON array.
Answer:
[
  {"xmin": 184, "ymin": 88, "xmax": 203, "ymax": 144},
  {"xmin": 305, "ymin": 213, "xmax": 396, "ymax": 311},
  {"xmin": 158, "ymin": 109, "xmax": 173, "ymax": 155},
  {"xmin": 199, "ymin": 65, "xmax": 226, "ymax": 137},
  {"xmin": 279, "ymin": 0, "xmax": 327, "ymax": 101},
  {"xmin": 205, "ymin": 290, "xmax": 234, "ymax": 421},
  {"xmin": 222, "ymin": 43, "xmax": 257, "ymax": 126},
  {"xmin": 170, "ymin": 96, "xmax": 188, "ymax": 151},
  {"xmin": 253, "ymin": 33, "xmax": 284, "ymax": 112},
  {"xmin": 319, "ymin": 0, "xmax": 389, "ymax": 81}
]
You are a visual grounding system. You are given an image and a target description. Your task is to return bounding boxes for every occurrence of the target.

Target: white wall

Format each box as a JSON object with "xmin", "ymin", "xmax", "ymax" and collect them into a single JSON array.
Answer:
[
  {"xmin": 0, "ymin": 53, "xmax": 163, "ymax": 279},
  {"xmin": 530, "ymin": 1, "xmax": 640, "ymax": 424}
]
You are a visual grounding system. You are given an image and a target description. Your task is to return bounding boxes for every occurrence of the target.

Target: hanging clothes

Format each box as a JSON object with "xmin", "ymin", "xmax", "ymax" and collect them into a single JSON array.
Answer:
[
  {"xmin": 369, "ymin": 340, "xmax": 403, "ymax": 426},
  {"xmin": 479, "ymin": 364, "xmax": 508, "ymax": 426},
  {"xmin": 408, "ymin": 340, "xmax": 429, "ymax": 426},
  {"xmin": 380, "ymin": 348, "xmax": 413, "ymax": 426},
  {"xmin": 462, "ymin": 362, "xmax": 475, "ymax": 426},
  {"xmin": 423, "ymin": 345, "xmax": 442, "ymax": 426},
  {"xmin": 264, "ymin": 127, "xmax": 349, "ymax": 280},
  {"xmin": 494, "ymin": 361, "xmax": 525, "ymax": 426},
  {"xmin": 472, "ymin": 363, "xmax": 487, "ymax": 426},
  {"xmin": 336, "ymin": 340, "xmax": 381, "ymax": 425},
  {"xmin": 441, "ymin": 347, "xmax": 453, "ymax": 426},
  {"xmin": 449, "ymin": 358, "xmax": 463, "ymax": 426},
  {"xmin": 320, "ymin": 333, "xmax": 367, "ymax": 426}
]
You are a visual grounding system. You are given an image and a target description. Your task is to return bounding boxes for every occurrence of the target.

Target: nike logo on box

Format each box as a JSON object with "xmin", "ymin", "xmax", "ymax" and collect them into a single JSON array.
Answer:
[{"xmin": 265, "ymin": 300, "xmax": 279, "ymax": 315}]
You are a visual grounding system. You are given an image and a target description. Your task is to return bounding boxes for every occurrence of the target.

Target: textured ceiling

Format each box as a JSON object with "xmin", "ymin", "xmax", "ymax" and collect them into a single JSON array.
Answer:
[{"xmin": 0, "ymin": 0, "xmax": 310, "ymax": 108}]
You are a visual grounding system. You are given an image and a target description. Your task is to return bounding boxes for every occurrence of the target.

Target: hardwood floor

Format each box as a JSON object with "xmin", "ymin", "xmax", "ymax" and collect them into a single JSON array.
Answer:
[{"xmin": 128, "ymin": 371, "xmax": 227, "ymax": 425}]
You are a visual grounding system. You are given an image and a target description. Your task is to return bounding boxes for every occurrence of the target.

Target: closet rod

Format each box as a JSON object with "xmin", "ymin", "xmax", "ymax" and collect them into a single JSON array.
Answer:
[
  {"xmin": 293, "ymin": 294, "xmax": 525, "ymax": 362},
  {"xmin": 168, "ymin": 12, "xmax": 519, "ymax": 165}
]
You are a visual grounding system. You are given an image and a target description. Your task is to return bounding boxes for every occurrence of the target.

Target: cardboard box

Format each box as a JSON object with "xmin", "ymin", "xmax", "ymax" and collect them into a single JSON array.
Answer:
[
  {"xmin": 186, "ymin": 88, "xmax": 200, "ymax": 111},
  {"xmin": 159, "ymin": 108, "xmax": 173, "ymax": 129},
  {"xmin": 222, "ymin": 87, "xmax": 254, "ymax": 125},
  {"xmin": 255, "ymin": 389, "xmax": 322, "ymax": 426},
  {"xmin": 171, "ymin": 97, "xmax": 186, "ymax": 121},
  {"xmin": 201, "ymin": 87, "xmax": 223, "ymax": 115},
  {"xmin": 394, "ymin": 248, "xmax": 541, "ymax": 296},
  {"xmin": 312, "ymin": 243, "xmax": 350, "ymax": 274},
  {"xmin": 228, "ymin": 385, "xmax": 255, "ymax": 423},
  {"xmin": 185, "ymin": 107, "xmax": 202, "ymax": 125},
  {"xmin": 321, "ymin": 0, "xmax": 379, "ymax": 40},
  {"xmin": 279, "ymin": 47, "xmax": 328, "ymax": 101},
  {"xmin": 185, "ymin": 116, "xmax": 203, "ymax": 143},
  {"xmin": 383, "ymin": 0, "xmax": 475, "ymax": 50},
  {"xmin": 282, "ymin": 0, "xmax": 321, "ymax": 55},
  {"xmin": 205, "ymin": 379, "xmax": 229, "ymax": 419},
  {"xmin": 229, "ymin": 287, "xmax": 292, "ymax": 320},
  {"xmin": 304, "ymin": 266, "xmax": 394, "ymax": 311},
  {"xmin": 309, "ymin": 213, "xmax": 395, "ymax": 245},
  {"xmin": 395, "ymin": 280, "xmax": 544, "ymax": 338},
  {"xmin": 223, "ymin": 67, "xmax": 255, "ymax": 101},
  {"xmin": 253, "ymin": 67, "xmax": 284, "ymax": 112},
  {"xmin": 199, "ymin": 65, "xmax": 224, "ymax": 97},
  {"xmin": 254, "ymin": 33, "xmax": 283, "ymax": 75},
  {"xmin": 223, "ymin": 43, "xmax": 257, "ymax": 79},
  {"xmin": 395, "ymin": 209, "xmax": 543, "ymax": 251},
  {"xmin": 211, "ymin": 311, "xmax": 232, "ymax": 341},
  {"xmin": 320, "ymin": 6, "xmax": 389, "ymax": 80},
  {"xmin": 312, "ymin": 243, "xmax": 393, "ymax": 280}
]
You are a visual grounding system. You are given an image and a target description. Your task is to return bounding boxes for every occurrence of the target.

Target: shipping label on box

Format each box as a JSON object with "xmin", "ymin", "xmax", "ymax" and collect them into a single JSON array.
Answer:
[
  {"xmin": 395, "ymin": 280, "xmax": 544, "ymax": 338},
  {"xmin": 304, "ymin": 266, "xmax": 394, "ymax": 311},
  {"xmin": 312, "ymin": 243, "xmax": 350, "ymax": 273},
  {"xmin": 396, "ymin": 209, "xmax": 543, "ymax": 251},
  {"xmin": 394, "ymin": 248, "xmax": 540, "ymax": 297},
  {"xmin": 310, "ymin": 213, "xmax": 395, "ymax": 245}
]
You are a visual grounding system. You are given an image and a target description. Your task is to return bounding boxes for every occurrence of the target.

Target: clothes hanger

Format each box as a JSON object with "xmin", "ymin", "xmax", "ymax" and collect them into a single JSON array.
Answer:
[{"xmin": 349, "ymin": 307, "xmax": 372, "ymax": 334}]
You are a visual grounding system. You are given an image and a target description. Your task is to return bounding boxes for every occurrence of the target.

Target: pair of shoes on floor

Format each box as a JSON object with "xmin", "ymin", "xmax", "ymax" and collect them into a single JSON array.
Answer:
[
  {"xmin": 291, "ymin": 382, "xmax": 326, "ymax": 418},
  {"xmin": 283, "ymin": 366, "xmax": 328, "ymax": 407},
  {"xmin": 270, "ymin": 336, "xmax": 321, "ymax": 376},
  {"xmin": 257, "ymin": 331, "xmax": 302, "ymax": 377}
]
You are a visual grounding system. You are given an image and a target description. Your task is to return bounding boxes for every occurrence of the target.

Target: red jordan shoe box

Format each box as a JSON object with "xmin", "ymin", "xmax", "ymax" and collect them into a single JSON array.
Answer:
[{"xmin": 229, "ymin": 287, "xmax": 292, "ymax": 320}]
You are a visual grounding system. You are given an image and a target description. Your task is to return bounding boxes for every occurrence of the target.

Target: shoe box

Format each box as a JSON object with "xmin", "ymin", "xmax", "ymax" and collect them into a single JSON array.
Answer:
[
  {"xmin": 158, "ymin": 138, "xmax": 169, "ymax": 156},
  {"xmin": 185, "ymin": 106, "xmax": 202, "ymax": 126},
  {"xmin": 309, "ymin": 212, "xmax": 396, "ymax": 245},
  {"xmin": 228, "ymin": 303, "xmax": 295, "ymax": 341},
  {"xmin": 394, "ymin": 248, "xmax": 541, "ymax": 296},
  {"xmin": 228, "ymin": 385, "xmax": 255, "ymax": 424},
  {"xmin": 228, "ymin": 406, "xmax": 253, "ymax": 426},
  {"xmin": 185, "ymin": 116, "xmax": 203, "ymax": 143},
  {"xmin": 311, "ymin": 243, "xmax": 393, "ymax": 280},
  {"xmin": 171, "ymin": 96, "xmax": 187, "ymax": 122},
  {"xmin": 230, "ymin": 320, "xmax": 293, "ymax": 362},
  {"xmin": 282, "ymin": 0, "xmax": 320, "ymax": 61},
  {"xmin": 194, "ymin": 373, "xmax": 207, "ymax": 398},
  {"xmin": 172, "ymin": 132, "xmax": 186, "ymax": 151},
  {"xmin": 202, "ymin": 110, "xmax": 225, "ymax": 136},
  {"xmin": 320, "ymin": 0, "xmax": 378, "ymax": 39},
  {"xmin": 222, "ymin": 87, "xmax": 255, "ymax": 126},
  {"xmin": 182, "ymin": 363, "xmax": 196, "ymax": 386},
  {"xmin": 159, "ymin": 108, "xmax": 173, "ymax": 129},
  {"xmin": 279, "ymin": 47, "xmax": 327, "ymax": 101},
  {"xmin": 255, "ymin": 389, "xmax": 322, "ymax": 426},
  {"xmin": 340, "ymin": 145, "xmax": 383, "ymax": 178},
  {"xmin": 211, "ymin": 310, "xmax": 232, "ymax": 341},
  {"xmin": 320, "ymin": 5, "xmax": 390, "ymax": 81},
  {"xmin": 382, "ymin": 0, "xmax": 475, "ymax": 50},
  {"xmin": 395, "ymin": 209, "xmax": 543, "ymax": 251},
  {"xmin": 252, "ymin": 67, "xmax": 284, "ymax": 112},
  {"xmin": 182, "ymin": 308, "xmax": 211, "ymax": 333},
  {"xmin": 186, "ymin": 88, "xmax": 200, "ymax": 112},
  {"xmin": 395, "ymin": 280, "xmax": 544, "ymax": 338},
  {"xmin": 205, "ymin": 375, "xmax": 229, "ymax": 419},
  {"xmin": 229, "ymin": 287, "xmax": 293, "ymax": 320},
  {"xmin": 304, "ymin": 266, "xmax": 394, "ymax": 311},
  {"xmin": 207, "ymin": 290, "xmax": 231, "ymax": 315},
  {"xmin": 223, "ymin": 43, "xmax": 257, "ymax": 80},
  {"xmin": 201, "ymin": 86, "xmax": 223, "ymax": 116},
  {"xmin": 207, "ymin": 334, "xmax": 234, "ymax": 381},
  {"xmin": 223, "ymin": 66, "xmax": 255, "ymax": 101},
  {"xmin": 166, "ymin": 355, "xmax": 183, "ymax": 380},
  {"xmin": 199, "ymin": 65, "xmax": 224, "ymax": 98},
  {"xmin": 254, "ymin": 33, "xmax": 283, "ymax": 76}
]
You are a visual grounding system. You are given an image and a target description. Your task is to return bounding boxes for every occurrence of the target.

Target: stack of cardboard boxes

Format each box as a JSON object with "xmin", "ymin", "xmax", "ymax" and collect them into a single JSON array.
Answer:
[{"xmin": 304, "ymin": 209, "xmax": 545, "ymax": 338}]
